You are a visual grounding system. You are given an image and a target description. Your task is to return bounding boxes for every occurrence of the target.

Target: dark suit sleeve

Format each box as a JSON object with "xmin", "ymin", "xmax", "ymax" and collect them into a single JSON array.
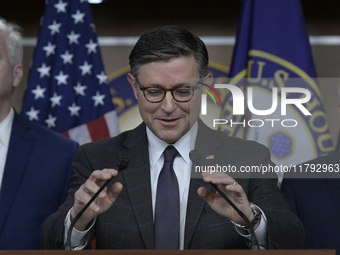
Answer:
[
  {"xmin": 246, "ymin": 148, "xmax": 305, "ymax": 249},
  {"xmin": 41, "ymin": 145, "xmax": 96, "ymax": 249},
  {"xmin": 196, "ymin": 124, "xmax": 305, "ymax": 249},
  {"xmin": 260, "ymin": 180, "xmax": 305, "ymax": 249}
]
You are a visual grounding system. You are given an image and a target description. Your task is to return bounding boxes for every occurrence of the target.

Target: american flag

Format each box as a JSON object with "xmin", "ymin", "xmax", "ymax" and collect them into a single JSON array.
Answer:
[{"xmin": 21, "ymin": 0, "xmax": 119, "ymax": 144}]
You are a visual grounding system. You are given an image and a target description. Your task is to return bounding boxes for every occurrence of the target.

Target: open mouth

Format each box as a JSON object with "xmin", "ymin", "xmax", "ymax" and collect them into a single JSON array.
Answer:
[
  {"xmin": 162, "ymin": 118, "xmax": 178, "ymax": 122},
  {"xmin": 158, "ymin": 117, "xmax": 181, "ymax": 125}
]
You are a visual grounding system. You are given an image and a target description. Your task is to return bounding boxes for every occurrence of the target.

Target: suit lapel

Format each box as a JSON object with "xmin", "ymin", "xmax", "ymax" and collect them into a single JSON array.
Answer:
[
  {"xmin": 184, "ymin": 119, "xmax": 220, "ymax": 249},
  {"xmin": 184, "ymin": 178, "xmax": 212, "ymax": 249},
  {"xmin": 120, "ymin": 123, "xmax": 155, "ymax": 249},
  {"xmin": 0, "ymin": 114, "xmax": 35, "ymax": 231}
]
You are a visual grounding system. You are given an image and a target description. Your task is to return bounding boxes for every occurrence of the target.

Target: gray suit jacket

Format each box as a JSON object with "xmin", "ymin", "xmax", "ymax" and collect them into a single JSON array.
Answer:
[{"xmin": 41, "ymin": 120, "xmax": 304, "ymax": 249}]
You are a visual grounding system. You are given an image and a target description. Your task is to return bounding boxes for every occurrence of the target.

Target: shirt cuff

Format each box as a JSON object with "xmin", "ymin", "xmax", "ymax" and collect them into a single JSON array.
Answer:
[
  {"xmin": 234, "ymin": 204, "xmax": 267, "ymax": 249},
  {"xmin": 63, "ymin": 209, "xmax": 96, "ymax": 250}
]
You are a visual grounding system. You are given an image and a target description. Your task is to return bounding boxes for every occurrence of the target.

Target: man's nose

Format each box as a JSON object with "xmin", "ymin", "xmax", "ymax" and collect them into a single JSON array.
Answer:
[{"xmin": 161, "ymin": 91, "xmax": 176, "ymax": 112}]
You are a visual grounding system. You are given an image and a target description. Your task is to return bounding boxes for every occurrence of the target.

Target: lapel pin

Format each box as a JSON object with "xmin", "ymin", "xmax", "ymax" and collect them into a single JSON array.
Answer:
[{"xmin": 206, "ymin": 155, "xmax": 215, "ymax": 160}]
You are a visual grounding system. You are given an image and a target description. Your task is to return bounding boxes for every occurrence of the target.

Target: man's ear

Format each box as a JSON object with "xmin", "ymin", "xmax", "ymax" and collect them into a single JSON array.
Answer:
[
  {"xmin": 127, "ymin": 73, "xmax": 138, "ymax": 99},
  {"xmin": 13, "ymin": 64, "xmax": 23, "ymax": 88},
  {"xmin": 203, "ymin": 73, "xmax": 213, "ymax": 86}
]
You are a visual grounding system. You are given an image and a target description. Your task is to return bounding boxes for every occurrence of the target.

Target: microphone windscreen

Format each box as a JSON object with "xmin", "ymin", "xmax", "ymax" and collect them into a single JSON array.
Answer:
[
  {"xmin": 117, "ymin": 159, "xmax": 129, "ymax": 171},
  {"xmin": 189, "ymin": 150, "xmax": 201, "ymax": 165}
]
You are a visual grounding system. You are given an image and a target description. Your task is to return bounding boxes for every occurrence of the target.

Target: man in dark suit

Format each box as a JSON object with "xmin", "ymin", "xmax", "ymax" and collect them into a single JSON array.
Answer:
[
  {"xmin": 0, "ymin": 17, "xmax": 78, "ymax": 249},
  {"xmin": 281, "ymin": 152, "xmax": 340, "ymax": 253},
  {"xmin": 41, "ymin": 26, "xmax": 304, "ymax": 250}
]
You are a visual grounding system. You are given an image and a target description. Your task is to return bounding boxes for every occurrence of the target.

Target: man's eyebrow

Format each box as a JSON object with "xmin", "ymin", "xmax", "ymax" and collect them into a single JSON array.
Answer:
[{"xmin": 141, "ymin": 82, "xmax": 192, "ymax": 88}]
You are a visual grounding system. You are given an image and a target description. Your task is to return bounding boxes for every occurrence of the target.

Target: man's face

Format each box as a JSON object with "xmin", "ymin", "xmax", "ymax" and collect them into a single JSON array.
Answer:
[
  {"xmin": 128, "ymin": 56, "xmax": 207, "ymax": 144},
  {"xmin": 0, "ymin": 32, "xmax": 22, "ymax": 106}
]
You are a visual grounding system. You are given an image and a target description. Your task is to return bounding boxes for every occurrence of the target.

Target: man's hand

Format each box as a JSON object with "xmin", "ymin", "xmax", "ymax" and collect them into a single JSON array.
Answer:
[
  {"xmin": 198, "ymin": 172, "xmax": 254, "ymax": 225},
  {"xmin": 70, "ymin": 168, "xmax": 123, "ymax": 231}
]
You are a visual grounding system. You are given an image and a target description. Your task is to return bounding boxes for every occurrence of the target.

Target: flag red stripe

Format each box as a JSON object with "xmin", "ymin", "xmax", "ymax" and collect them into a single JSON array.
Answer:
[
  {"xmin": 87, "ymin": 116, "xmax": 110, "ymax": 141},
  {"xmin": 62, "ymin": 131, "xmax": 70, "ymax": 138}
]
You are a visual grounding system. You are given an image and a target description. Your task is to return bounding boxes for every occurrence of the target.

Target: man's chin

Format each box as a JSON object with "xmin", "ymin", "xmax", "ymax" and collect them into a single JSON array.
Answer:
[{"xmin": 155, "ymin": 131, "xmax": 182, "ymax": 144}]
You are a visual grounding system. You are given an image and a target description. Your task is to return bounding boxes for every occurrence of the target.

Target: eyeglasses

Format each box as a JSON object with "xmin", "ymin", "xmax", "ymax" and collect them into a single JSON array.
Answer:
[{"xmin": 137, "ymin": 79, "xmax": 198, "ymax": 103}]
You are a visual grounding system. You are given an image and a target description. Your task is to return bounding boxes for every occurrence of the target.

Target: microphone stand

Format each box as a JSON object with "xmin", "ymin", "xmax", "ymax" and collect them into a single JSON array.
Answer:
[
  {"xmin": 209, "ymin": 183, "xmax": 260, "ymax": 250},
  {"xmin": 189, "ymin": 150, "xmax": 260, "ymax": 250},
  {"xmin": 65, "ymin": 159, "xmax": 129, "ymax": 250}
]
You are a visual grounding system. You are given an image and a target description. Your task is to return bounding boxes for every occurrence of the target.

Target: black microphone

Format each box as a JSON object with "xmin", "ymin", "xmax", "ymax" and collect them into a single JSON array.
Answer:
[
  {"xmin": 65, "ymin": 159, "xmax": 129, "ymax": 250},
  {"xmin": 189, "ymin": 150, "xmax": 260, "ymax": 250}
]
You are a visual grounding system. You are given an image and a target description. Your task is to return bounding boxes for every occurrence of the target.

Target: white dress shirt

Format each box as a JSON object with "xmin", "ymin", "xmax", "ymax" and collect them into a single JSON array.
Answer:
[
  {"xmin": 65, "ymin": 121, "xmax": 267, "ymax": 249},
  {"xmin": 147, "ymin": 122, "xmax": 197, "ymax": 250},
  {"xmin": 0, "ymin": 108, "xmax": 14, "ymax": 190}
]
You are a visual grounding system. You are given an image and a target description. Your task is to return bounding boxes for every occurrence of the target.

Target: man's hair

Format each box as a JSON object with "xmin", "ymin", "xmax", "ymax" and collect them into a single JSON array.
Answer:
[
  {"xmin": 129, "ymin": 26, "xmax": 209, "ymax": 78},
  {"xmin": 0, "ymin": 17, "xmax": 23, "ymax": 66}
]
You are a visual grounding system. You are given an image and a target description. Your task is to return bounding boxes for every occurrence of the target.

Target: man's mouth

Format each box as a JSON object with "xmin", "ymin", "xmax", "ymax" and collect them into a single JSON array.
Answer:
[
  {"xmin": 157, "ymin": 117, "xmax": 181, "ymax": 125},
  {"xmin": 161, "ymin": 118, "xmax": 178, "ymax": 122}
]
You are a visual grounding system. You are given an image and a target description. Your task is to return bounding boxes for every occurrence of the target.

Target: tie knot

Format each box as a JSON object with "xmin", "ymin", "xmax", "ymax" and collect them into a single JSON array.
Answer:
[{"xmin": 164, "ymin": 145, "xmax": 178, "ymax": 162}]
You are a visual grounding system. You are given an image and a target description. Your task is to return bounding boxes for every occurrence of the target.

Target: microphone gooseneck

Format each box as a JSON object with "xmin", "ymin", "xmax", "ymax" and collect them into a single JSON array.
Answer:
[
  {"xmin": 65, "ymin": 159, "xmax": 129, "ymax": 250},
  {"xmin": 189, "ymin": 150, "xmax": 260, "ymax": 250}
]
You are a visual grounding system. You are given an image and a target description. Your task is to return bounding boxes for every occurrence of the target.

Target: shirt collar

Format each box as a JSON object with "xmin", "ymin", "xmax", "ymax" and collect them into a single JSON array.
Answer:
[
  {"xmin": 146, "ymin": 121, "xmax": 198, "ymax": 168},
  {"xmin": 0, "ymin": 108, "xmax": 14, "ymax": 148}
]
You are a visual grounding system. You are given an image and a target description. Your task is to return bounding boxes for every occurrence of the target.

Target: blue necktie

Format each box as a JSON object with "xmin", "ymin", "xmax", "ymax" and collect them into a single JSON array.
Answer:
[{"xmin": 154, "ymin": 145, "xmax": 179, "ymax": 249}]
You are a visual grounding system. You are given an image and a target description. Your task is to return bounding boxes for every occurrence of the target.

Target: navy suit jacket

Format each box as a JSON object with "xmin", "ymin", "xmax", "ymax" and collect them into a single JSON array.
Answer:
[
  {"xmin": 42, "ymin": 120, "xmax": 304, "ymax": 249},
  {"xmin": 281, "ymin": 152, "xmax": 340, "ymax": 253},
  {"xmin": 0, "ymin": 113, "xmax": 78, "ymax": 250}
]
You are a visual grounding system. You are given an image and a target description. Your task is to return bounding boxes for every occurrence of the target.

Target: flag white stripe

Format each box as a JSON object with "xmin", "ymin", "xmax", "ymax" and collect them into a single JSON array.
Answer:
[
  {"xmin": 68, "ymin": 124, "xmax": 92, "ymax": 145},
  {"xmin": 104, "ymin": 111, "xmax": 120, "ymax": 138}
]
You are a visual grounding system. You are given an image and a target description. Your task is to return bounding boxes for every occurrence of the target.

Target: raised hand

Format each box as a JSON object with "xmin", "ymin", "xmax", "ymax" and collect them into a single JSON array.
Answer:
[
  {"xmin": 70, "ymin": 168, "xmax": 123, "ymax": 231},
  {"xmin": 197, "ymin": 172, "xmax": 254, "ymax": 225}
]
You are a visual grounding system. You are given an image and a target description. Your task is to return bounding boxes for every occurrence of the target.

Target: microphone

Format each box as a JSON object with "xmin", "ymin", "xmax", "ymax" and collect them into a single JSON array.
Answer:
[
  {"xmin": 189, "ymin": 150, "xmax": 259, "ymax": 250},
  {"xmin": 65, "ymin": 159, "xmax": 129, "ymax": 250}
]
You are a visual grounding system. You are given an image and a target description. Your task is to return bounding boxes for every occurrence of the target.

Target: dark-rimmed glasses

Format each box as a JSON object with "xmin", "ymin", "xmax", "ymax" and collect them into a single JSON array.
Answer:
[{"xmin": 137, "ymin": 79, "xmax": 198, "ymax": 103}]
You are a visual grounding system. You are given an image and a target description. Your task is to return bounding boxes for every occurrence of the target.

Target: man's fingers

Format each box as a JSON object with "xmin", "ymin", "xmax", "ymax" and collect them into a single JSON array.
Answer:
[
  {"xmin": 108, "ymin": 182, "xmax": 123, "ymax": 201},
  {"xmin": 75, "ymin": 189, "xmax": 92, "ymax": 206},
  {"xmin": 81, "ymin": 180, "xmax": 101, "ymax": 197},
  {"xmin": 89, "ymin": 168, "xmax": 118, "ymax": 183},
  {"xmin": 202, "ymin": 173, "xmax": 238, "ymax": 189},
  {"xmin": 197, "ymin": 187, "xmax": 214, "ymax": 206},
  {"xmin": 201, "ymin": 171, "xmax": 231, "ymax": 179},
  {"xmin": 84, "ymin": 169, "xmax": 119, "ymax": 196},
  {"xmin": 75, "ymin": 169, "xmax": 119, "ymax": 208},
  {"xmin": 225, "ymin": 182, "xmax": 242, "ymax": 193}
]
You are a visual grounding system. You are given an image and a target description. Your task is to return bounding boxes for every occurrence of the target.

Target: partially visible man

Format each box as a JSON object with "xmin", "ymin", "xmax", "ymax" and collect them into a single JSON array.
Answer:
[
  {"xmin": 281, "ymin": 152, "xmax": 340, "ymax": 254},
  {"xmin": 0, "ymin": 17, "xmax": 78, "ymax": 250},
  {"xmin": 41, "ymin": 26, "xmax": 304, "ymax": 250}
]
